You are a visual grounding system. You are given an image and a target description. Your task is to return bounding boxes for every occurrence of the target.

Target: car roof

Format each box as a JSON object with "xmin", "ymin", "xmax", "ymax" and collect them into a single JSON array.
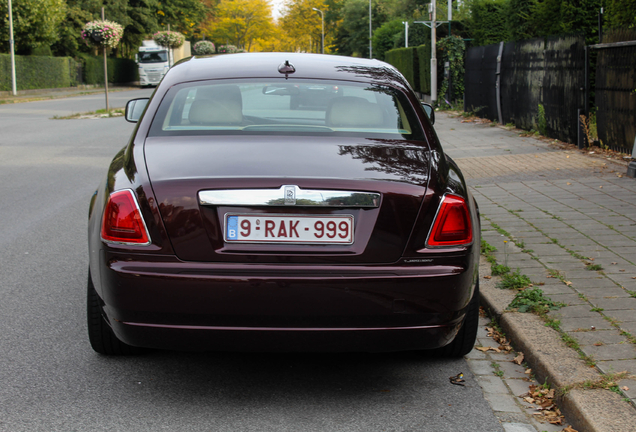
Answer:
[{"xmin": 163, "ymin": 53, "xmax": 410, "ymax": 88}]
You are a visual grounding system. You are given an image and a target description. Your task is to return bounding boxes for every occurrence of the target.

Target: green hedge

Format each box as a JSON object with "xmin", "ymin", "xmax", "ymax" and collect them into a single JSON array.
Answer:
[
  {"xmin": 78, "ymin": 54, "xmax": 138, "ymax": 85},
  {"xmin": 385, "ymin": 47, "xmax": 419, "ymax": 92},
  {"xmin": 0, "ymin": 54, "xmax": 78, "ymax": 91},
  {"xmin": 416, "ymin": 44, "xmax": 432, "ymax": 95}
]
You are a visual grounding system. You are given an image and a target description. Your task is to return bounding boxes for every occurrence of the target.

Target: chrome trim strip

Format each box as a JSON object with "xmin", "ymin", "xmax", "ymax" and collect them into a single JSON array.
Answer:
[
  {"xmin": 123, "ymin": 322, "xmax": 446, "ymax": 331},
  {"xmin": 198, "ymin": 186, "xmax": 380, "ymax": 208}
]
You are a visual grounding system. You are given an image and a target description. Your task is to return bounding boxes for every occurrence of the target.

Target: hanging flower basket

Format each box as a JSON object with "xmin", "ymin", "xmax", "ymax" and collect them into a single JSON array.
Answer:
[
  {"xmin": 153, "ymin": 31, "xmax": 185, "ymax": 49},
  {"xmin": 193, "ymin": 40, "xmax": 216, "ymax": 55},
  {"xmin": 82, "ymin": 20, "xmax": 123, "ymax": 49}
]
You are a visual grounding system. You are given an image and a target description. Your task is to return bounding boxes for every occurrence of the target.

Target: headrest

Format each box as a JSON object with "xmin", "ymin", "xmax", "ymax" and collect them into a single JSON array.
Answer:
[
  {"xmin": 188, "ymin": 99, "xmax": 243, "ymax": 125},
  {"xmin": 326, "ymin": 96, "xmax": 384, "ymax": 128}
]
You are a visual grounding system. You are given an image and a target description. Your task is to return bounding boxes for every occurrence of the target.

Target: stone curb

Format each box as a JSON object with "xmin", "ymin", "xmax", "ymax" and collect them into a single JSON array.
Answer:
[{"xmin": 479, "ymin": 260, "xmax": 636, "ymax": 432}]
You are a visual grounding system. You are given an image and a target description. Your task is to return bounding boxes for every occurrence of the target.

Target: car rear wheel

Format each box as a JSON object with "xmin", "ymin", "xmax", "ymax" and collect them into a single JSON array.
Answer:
[
  {"xmin": 87, "ymin": 271, "xmax": 145, "ymax": 355},
  {"xmin": 430, "ymin": 282, "xmax": 480, "ymax": 358}
]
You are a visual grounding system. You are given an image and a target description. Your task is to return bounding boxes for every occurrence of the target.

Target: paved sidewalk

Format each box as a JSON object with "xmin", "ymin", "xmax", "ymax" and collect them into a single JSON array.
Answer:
[{"xmin": 435, "ymin": 112, "xmax": 636, "ymax": 430}]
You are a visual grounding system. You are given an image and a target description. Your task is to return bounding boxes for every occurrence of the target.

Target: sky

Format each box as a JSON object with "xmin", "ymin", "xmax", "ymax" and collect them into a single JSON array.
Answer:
[{"xmin": 270, "ymin": 0, "xmax": 285, "ymax": 19}]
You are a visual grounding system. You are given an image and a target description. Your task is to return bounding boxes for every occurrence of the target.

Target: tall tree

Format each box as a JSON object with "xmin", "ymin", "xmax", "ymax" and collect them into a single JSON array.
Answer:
[
  {"xmin": 204, "ymin": 0, "xmax": 273, "ymax": 51},
  {"xmin": 0, "ymin": 0, "xmax": 66, "ymax": 54},
  {"xmin": 468, "ymin": 0, "xmax": 510, "ymax": 46},
  {"xmin": 507, "ymin": 0, "xmax": 536, "ymax": 41},
  {"xmin": 279, "ymin": 0, "xmax": 328, "ymax": 53},
  {"xmin": 335, "ymin": 0, "xmax": 387, "ymax": 57},
  {"xmin": 604, "ymin": 0, "xmax": 636, "ymax": 29}
]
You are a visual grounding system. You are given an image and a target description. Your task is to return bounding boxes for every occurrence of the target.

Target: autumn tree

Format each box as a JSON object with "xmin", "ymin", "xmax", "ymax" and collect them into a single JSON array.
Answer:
[
  {"xmin": 277, "ymin": 0, "xmax": 329, "ymax": 53},
  {"xmin": 203, "ymin": 0, "xmax": 273, "ymax": 51}
]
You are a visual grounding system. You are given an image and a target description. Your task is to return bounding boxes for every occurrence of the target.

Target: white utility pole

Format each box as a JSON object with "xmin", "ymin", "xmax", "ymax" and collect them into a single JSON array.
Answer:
[
  {"xmin": 403, "ymin": 21, "xmax": 409, "ymax": 47},
  {"xmin": 8, "ymin": 0, "xmax": 17, "ymax": 95}
]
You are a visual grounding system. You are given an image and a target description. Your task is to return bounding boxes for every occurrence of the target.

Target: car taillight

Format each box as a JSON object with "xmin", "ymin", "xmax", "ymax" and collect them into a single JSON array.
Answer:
[
  {"xmin": 101, "ymin": 189, "xmax": 151, "ymax": 245},
  {"xmin": 427, "ymin": 194, "xmax": 473, "ymax": 247}
]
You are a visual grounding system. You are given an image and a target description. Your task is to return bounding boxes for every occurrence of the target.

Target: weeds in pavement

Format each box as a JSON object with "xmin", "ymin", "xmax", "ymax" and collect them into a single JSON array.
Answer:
[
  {"xmin": 491, "ymin": 362, "xmax": 504, "ymax": 377},
  {"xmin": 509, "ymin": 288, "xmax": 565, "ymax": 314},
  {"xmin": 586, "ymin": 263, "xmax": 603, "ymax": 271},
  {"xmin": 491, "ymin": 264, "xmax": 511, "ymax": 276},
  {"xmin": 497, "ymin": 269, "xmax": 533, "ymax": 290}
]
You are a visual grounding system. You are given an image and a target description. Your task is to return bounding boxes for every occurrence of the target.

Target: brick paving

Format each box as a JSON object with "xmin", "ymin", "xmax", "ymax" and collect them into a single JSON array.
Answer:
[{"xmin": 435, "ymin": 112, "xmax": 636, "ymax": 424}]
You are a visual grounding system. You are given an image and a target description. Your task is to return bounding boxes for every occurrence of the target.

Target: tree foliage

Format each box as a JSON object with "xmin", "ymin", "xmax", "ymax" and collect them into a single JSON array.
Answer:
[
  {"xmin": 604, "ymin": 0, "xmax": 636, "ymax": 30},
  {"xmin": 203, "ymin": 0, "xmax": 273, "ymax": 51},
  {"xmin": 468, "ymin": 0, "xmax": 510, "ymax": 46},
  {"xmin": 0, "ymin": 0, "xmax": 67, "ymax": 54},
  {"xmin": 279, "ymin": 0, "xmax": 328, "ymax": 53}
]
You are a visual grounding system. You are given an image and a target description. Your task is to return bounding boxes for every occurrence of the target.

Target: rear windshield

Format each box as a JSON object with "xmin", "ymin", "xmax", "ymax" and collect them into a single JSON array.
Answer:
[{"xmin": 148, "ymin": 80, "xmax": 424, "ymax": 140}]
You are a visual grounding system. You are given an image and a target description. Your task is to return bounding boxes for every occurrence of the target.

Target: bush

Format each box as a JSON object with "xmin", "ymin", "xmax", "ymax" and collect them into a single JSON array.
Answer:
[
  {"xmin": 384, "ymin": 47, "xmax": 419, "ymax": 91},
  {"xmin": 77, "ymin": 54, "xmax": 137, "ymax": 84},
  {"xmin": 0, "ymin": 54, "xmax": 78, "ymax": 91},
  {"xmin": 416, "ymin": 44, "xmax": 431, "ymax": 94},
  {"xmin": 193, "ymin": 40, "xmax": 215, "ymax": 55},
  {"xmin": 373, "ymin": 20, "xmax": 405, "ymax": 61},
  {"xmin": 217, "ymin": 44, "xmax": 239, "ymax": 54}
]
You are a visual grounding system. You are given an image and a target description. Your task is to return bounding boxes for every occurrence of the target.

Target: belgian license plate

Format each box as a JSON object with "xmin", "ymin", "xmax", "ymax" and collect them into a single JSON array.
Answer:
[{"xmin": 225, "ymin": 214, "xmax": 354, "ymax": 244}]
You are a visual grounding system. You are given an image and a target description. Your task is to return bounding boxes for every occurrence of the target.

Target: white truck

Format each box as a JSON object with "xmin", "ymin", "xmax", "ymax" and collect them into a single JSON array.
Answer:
[
  {"xmin": 136, "ymin": 40, "xmax": 191, "ymax": 87},
  {"xmin": 137, "ymin": 41, "xmax": 169, "ymax": 87}
]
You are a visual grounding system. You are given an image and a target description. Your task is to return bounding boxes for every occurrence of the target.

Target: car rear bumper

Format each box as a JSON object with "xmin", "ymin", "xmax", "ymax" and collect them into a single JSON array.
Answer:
[{"xmin": 95, "ymin": 253, "xmax": 477, "ymax": 352}]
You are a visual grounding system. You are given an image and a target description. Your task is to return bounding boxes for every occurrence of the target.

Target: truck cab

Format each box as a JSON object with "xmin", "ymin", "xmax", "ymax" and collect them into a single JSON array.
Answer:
[{"xmin": 137, "ymin": 42, "xmax": 170, "ymax": 87}]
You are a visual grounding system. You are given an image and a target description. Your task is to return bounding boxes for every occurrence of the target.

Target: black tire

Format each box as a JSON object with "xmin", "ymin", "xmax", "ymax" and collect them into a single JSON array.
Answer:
[
  {"xmin": 87, "ymin": 271, "xmax": 144, "ymax": 355},
  {"xmin": 431, "ymin": 282, "xmax": 480, "ymax": 357}
]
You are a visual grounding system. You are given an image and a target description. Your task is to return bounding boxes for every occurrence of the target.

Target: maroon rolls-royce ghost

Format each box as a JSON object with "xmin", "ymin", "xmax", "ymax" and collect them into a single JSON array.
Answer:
[{"xmin": 87, "ymin": 53, "xmax": 480, "ymax": 356}]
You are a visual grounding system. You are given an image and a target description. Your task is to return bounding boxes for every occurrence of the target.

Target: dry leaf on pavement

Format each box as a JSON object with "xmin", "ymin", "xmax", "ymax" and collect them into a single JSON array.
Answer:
[{"xmin": 513, "ymin": 352, "xmax": 524, "ymax": 365}]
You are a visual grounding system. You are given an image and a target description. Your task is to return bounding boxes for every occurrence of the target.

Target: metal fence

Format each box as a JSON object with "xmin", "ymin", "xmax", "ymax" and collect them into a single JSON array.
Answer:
[
  {"xmin": 465, "ymin": 35, "xmax": 586, "ymax": 145},
  {"xmin": 593, "ymin": 31, "xmax": 636, "ymax": 154}
]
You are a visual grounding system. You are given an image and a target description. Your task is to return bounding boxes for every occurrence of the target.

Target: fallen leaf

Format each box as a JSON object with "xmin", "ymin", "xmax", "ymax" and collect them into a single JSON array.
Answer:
[
  {"xmin": 599, "ymin": 185, "xmax": 603, "ymax": 188},
  {"xmin": 620, "ymin": 269, "xmax": 625, "ymax": 272},
  {"xmin": 612, "ymin": 262, "xmax": 618, "ymax": 265},
  {"xmin": 564, "ymin": 281, "xmax": 572, "ymax": 286},
  {"xmin": 621, "ymin": 386, "xmax": 629, "ymax": 391},
  {"xmin": 566, "ymin": 182, "xmax": 572, "ymax": 185},
  {"xmin": 562, "ymin": 426, "xmax": 579, "ymax": 432},
  {"xmin": 475, "ymin": 346, "xmax": 492, "ymax": 352},
  {"xmin": 513, "ymin": 352, "xmax": 524, "ymax": 365},
  {"xmin": 525, "ymin": 368, "xmax": 532, "ymax": 375},
  {"xmin": 484, "ymin": 275, "xmax": 492, "ymax": 279}
]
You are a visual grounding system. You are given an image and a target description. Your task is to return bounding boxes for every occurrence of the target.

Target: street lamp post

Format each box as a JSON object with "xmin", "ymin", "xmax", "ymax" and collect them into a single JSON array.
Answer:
[
  {"xmin": 8, "ymin": 0, "xmax": 17, "ymax": 95},
  {"xmin": 312, "ymin": 7, "xmax": 324, "ymax": 54}
]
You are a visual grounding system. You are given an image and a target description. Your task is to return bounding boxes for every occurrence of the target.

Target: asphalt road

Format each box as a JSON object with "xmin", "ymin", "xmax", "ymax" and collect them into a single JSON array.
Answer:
[{"xmin": 0, "ymin": 90, "xmax": 504, "ymax": 432}]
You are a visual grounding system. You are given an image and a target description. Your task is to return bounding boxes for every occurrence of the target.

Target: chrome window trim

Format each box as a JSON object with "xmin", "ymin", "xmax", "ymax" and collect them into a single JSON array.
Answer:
[{"xmin": 198, "ymin": 186, "xmax": 380, "ymax": 208}]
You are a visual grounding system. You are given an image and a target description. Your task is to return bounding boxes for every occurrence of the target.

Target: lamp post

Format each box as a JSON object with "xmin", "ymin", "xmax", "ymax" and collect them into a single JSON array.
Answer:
[
  {"xmin": 8, "ymin": 0, "xmax": 17, "ymax": 95},
  {"xmin": 312, "ymin": 7, "xmax": 324, "ymax": 54}
]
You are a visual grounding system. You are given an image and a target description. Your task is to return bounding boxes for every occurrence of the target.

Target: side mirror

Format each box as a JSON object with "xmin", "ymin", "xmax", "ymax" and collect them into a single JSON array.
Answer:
[
  {"xmin": 422, "ymin": 103, "xmax": 435, "ymax": 125},
  {"xmin": 125, "ymin": 98, "xmax": 149, "ymax": 123}
]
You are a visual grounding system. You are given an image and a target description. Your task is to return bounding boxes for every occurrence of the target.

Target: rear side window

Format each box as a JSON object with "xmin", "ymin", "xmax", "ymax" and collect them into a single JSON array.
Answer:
[{"xmin": 149, "ymin": 80, "xmax": 424, "ymax": 140}]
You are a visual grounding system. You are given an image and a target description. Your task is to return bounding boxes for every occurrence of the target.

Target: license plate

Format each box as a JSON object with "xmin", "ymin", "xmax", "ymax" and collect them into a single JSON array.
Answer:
[{"xmin": 224, "ymin": 214, "xmax": 354, "ymax": 244}]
